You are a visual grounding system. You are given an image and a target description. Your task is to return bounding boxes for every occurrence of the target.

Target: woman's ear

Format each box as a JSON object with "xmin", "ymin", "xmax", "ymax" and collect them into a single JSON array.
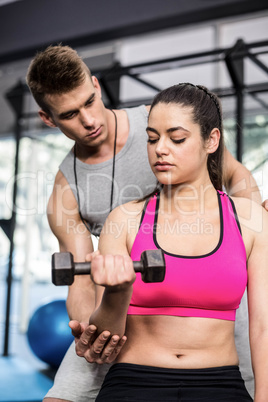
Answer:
[{"xmin": 207, "ymin": 128, "xmax": 220, "ymax": 154}]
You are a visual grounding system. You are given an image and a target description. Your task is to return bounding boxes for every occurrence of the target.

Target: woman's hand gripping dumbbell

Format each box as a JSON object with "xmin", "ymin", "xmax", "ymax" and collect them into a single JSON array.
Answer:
[{"xmin": 52, "ymin": 249, "xmax": 166, "ymax": 286}]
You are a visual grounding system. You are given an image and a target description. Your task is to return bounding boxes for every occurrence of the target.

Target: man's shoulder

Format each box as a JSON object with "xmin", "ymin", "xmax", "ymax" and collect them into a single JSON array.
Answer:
[
  {"xmin": 59, "ymin": 148, "xmax": 74, "ymax": 171},
  {"xmin": 123, "ymin": 104, "xmax": 149, "ymax": 117},
  {"xmin": 47, "ymin": 170, "xmax": 78, "ymax": 230},
  {"xmin": 54, "ymin": 169, "xmax": 68, "ymax": 186},
  {"xmin": 144, "ymin": 105, "xmax": 150, "ymax": 112},
  {"xmin": 50, "ymin": 170, "xmax": 76, "ymax": 207},
  {"xmin": 231, "ymin": 195, "xmax": 265, "ymax": 235}
]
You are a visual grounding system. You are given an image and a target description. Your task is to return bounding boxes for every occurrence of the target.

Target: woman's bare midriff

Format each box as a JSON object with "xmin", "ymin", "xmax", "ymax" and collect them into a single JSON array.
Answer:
[{"xmin": 116, "ymin": 315, "xmax": 238, "ymax": 369}]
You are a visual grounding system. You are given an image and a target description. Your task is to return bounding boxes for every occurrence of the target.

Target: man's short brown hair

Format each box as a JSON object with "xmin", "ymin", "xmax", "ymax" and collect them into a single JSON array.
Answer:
[{"xmin": 26, "ymin": 44, "xmax": 92, "ymax": 114}]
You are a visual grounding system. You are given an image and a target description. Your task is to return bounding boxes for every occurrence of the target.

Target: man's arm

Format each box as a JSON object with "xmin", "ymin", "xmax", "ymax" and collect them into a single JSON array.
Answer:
[
  {"xmin": 47, "ymin": 170, "xmax": 95, "ymax": 321},
  {"xmin": 48, "ymin": 170, "xmax": 126, "ymax": 362},
  {"xmin": 223, "ymin": 147, "xmax": 262, "ymax": 203},
  {"xmin": 245, "ymin": 203, "xmax": 268, "ymax": 399}
]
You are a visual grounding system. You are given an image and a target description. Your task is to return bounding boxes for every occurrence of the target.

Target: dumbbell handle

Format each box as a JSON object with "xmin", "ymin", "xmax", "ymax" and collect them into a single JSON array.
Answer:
[
  {"xmin": 72, "ymin": 260, "xmax": 143, "ymax": 276},
  {"xmin": 73, "ymin": 261, "xmax": 91, "ymax": 275}
]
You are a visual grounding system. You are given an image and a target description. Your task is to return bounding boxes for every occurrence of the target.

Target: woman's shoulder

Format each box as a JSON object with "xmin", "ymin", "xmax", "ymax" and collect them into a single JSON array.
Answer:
[
  {"xmin": 100, "ymin": 200, "xmax": 147, "ymax": 249},
  {"xmin": 107, "ymin": 199, "xmax": 147, "ymax": 223}
]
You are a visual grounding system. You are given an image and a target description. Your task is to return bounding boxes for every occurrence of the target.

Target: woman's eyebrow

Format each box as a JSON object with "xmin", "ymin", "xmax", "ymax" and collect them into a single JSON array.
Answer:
[
  {"xmin": 146, "ymin": 126, "xmax": 190, "ymax": 134},
  {"xmin": 146, "ymin": 126, "xmax": 158, "ymax": 134},
  {"xmin": 167, "ymin": 126, "xmax": 190, "ymax": 133}
]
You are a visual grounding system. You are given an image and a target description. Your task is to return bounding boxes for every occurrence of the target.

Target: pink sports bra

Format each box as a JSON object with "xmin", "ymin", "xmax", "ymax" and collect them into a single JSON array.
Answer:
[{"xmin": 128, "ymin": 191, "xmax": 247, "ymax": 321}]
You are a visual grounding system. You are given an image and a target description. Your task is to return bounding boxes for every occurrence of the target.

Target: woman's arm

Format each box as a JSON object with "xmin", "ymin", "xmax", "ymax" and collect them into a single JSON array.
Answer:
[
  {"xmin": 89, "ymin": 201, "xmax": 142, "ymax": 337},
  {"xmin": 89, "ymin": 253, "xmax": 135, "ymax": 337},
  {"xmin": 70, "ymin": 250, "xmax": 132, "ymax": 364}
]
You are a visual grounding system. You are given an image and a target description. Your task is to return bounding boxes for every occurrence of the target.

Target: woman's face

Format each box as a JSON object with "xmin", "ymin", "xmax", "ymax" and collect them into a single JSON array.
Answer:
[{"xmin": 146, "ymin": 102, "xmax": 210, "ymax": 188}]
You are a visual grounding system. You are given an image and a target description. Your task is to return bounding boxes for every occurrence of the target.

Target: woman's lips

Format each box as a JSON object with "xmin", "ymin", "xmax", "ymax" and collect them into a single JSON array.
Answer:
[{"xmin": 154, "ymin": 162, "xmax": 173, "ymax": 171}]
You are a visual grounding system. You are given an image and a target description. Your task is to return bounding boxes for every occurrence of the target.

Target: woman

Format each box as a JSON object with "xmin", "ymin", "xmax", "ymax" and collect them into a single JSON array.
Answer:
[{"xmin": 88, "ymin": 83, "xmax": 268, "ymax": 401}]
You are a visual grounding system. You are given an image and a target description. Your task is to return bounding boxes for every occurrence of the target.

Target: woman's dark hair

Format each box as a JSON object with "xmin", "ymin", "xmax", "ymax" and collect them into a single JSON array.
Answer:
[{"xmin": 147, "ymin": 82, "xmax": 224, "ymax": 193}]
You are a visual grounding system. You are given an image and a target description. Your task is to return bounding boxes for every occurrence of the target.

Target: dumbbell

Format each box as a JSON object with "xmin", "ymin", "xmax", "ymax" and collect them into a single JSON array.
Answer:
[{"xmin": 52, "ymin": 249, "xmax": 165, "ymax": 286}]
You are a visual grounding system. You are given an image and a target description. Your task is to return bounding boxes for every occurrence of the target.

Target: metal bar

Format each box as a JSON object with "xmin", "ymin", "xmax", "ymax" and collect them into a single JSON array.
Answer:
[
  {"xmin": 236, "ymin": 90, "xmax": 244, "ymax": 163},
  {"xmin": 94, "ymin": 39, "xmax": 268, "ymax": 80},
  {"xmin": 95, "ymin": 49, "xmax": 226, "ymax": 79},
  {"xmin": 3, "ymin": 117, "xmax": 21, "ymax": 356},
  {"xmin": 99, "ymin": 77, "xmax": 118, "ymax": 107},
  {"xmin": 249, "ymin": 93, "xmax": 268, "ymax": 110},
  {"xmin": 243, "ymin": 39, "xmax": 268, "ymax": 50},
  {"xmin": 247, "ymin": 52, "xmax": 268, "ymax": 75},
  {"xmin": 127, "ymin": 74, "xmax": 161, "ymax": 92}
]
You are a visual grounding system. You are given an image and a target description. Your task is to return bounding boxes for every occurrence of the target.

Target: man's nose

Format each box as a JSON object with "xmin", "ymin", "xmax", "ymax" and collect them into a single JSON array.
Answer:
[{"xmin": 80, "ymin": 109, "xmax": 95, "ymax": 127}]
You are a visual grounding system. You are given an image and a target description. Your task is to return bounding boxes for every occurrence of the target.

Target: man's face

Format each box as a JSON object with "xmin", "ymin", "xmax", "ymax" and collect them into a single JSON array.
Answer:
[{"xmin": 39, "ymin": 75, "xmax": 109, "ymax": 148}]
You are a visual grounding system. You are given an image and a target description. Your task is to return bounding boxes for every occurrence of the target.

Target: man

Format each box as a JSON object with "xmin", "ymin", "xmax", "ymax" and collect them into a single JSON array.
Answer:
[{"xmin": 26, "ymin": 44, "xmax": 262, "ymax": 402}]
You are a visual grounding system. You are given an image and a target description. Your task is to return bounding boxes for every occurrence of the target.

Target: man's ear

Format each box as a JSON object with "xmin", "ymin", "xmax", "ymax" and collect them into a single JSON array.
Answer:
[
  {"xmin": 91, "ymin": 76, "xmax": 102, "ymax": 98},
  {"xmin": 207, "ymin": 128, "xmax": 220, "ymax": 154},
  {"xmin": 38, "ymin": 110, "xmax": 57, "ymax": 128}
]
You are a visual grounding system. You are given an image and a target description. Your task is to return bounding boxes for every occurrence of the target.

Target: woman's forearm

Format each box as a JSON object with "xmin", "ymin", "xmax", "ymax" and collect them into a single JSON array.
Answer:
[{"xmin": 89, "ymin": 285, "xmax": 133, "ymax": 337}]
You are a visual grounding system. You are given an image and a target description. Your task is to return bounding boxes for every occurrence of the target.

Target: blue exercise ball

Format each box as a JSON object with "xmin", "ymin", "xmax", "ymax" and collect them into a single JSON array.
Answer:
[{"xmin": 27, "ymin": 299, "xmax": 73, "ymax": 368}]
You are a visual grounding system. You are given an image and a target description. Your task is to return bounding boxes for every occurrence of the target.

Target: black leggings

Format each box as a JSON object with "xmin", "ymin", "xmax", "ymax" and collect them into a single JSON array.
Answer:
[{"xmin": 96, "ymin": 363, "xmax": 253, "ymax": 401}]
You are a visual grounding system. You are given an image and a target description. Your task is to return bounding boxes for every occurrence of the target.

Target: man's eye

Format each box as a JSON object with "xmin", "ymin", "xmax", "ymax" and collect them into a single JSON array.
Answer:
[{"xmin": 62, "ymin": 113, "xmax": 76, "ymax": 120}]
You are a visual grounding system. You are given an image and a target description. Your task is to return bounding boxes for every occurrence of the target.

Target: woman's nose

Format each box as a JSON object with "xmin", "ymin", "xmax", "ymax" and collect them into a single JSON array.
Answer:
[{"xmin": 155, "ymin": 137, "xmax": 169, "ymax": 156}]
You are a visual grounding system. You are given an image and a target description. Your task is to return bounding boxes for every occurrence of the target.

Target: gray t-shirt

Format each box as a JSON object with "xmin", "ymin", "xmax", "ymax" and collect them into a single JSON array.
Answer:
[{"xmin": 59, "ymin": 105, "xmax": 156, "ymax": 236}]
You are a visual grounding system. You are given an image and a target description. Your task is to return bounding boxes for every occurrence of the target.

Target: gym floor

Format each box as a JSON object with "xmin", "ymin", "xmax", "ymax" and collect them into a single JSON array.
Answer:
[{"xmin": 0, "ymin": 276, "xmax": 68, "ymax": 401}]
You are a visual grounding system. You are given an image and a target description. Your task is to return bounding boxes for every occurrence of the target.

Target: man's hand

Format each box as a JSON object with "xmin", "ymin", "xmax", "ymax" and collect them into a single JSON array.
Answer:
[
  {"xmin": 69, "ymin": 320, "xmax": 127, "ymax": 364},
  {"xmin": 262, "ymin": 199, "xmax": 268, "ymax": 211}
]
